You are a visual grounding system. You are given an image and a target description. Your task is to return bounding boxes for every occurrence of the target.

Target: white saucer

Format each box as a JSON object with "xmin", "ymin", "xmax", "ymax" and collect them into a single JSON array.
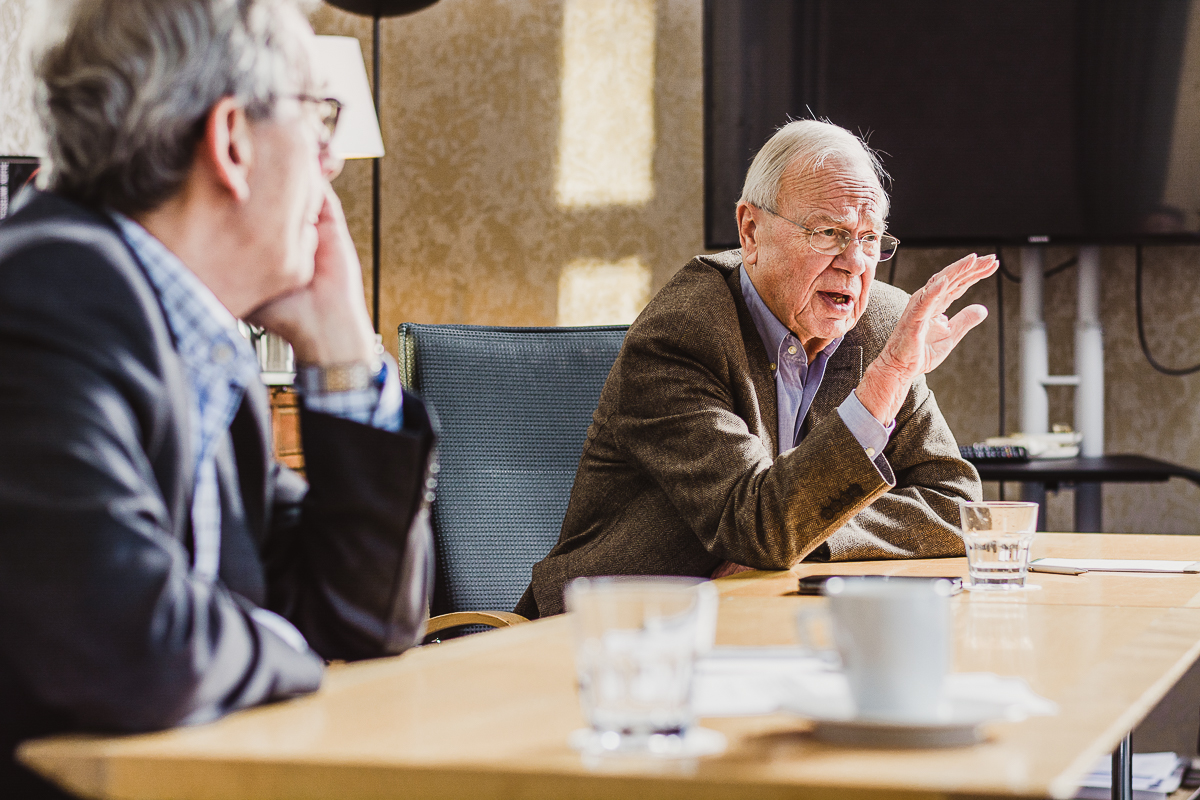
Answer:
[
  {"xmin": 568, "ymin": 727, "xmax": 727, "ymax": 758},
  {"xmin": 806, "ymin": 714, "xmax": 984, "ymax": 748},
  {"xmin": 795, "ymin": 702, "xmax": 996, "ymax": 748},
  {"xmin": 779, "ymin": 673, "xmax": 1055, "ymax": 748}
]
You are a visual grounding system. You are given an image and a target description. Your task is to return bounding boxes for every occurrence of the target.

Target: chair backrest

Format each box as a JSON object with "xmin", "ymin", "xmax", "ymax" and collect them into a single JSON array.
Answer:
[{"xmin": 398, "ymin": 323, "xmax": 627, "ymax": 616}]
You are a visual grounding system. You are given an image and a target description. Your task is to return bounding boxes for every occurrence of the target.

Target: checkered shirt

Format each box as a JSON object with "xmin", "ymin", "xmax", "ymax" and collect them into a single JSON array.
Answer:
[{"xmin": 110, "ymin": 213, "xmax": 402, "ymax": 585}]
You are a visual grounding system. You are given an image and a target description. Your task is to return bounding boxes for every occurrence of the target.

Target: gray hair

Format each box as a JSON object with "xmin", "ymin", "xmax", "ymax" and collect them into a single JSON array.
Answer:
[
  {"xmin": 34, "ymin": 0, "xmax": 317, "ymax": 214},
  {"xmin": 739, "ymin": 119, "xmax": 890, "ymax": 218}
]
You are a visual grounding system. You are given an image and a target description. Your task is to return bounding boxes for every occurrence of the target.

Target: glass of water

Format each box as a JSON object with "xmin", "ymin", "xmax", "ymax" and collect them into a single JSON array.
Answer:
[
  {"xmin": 564, "ymin": 576, "xmax": 721, "ymax": 757},
  {"xmin": 959, "ymin": 501, "xmax": 1040, "ymax": 591}
]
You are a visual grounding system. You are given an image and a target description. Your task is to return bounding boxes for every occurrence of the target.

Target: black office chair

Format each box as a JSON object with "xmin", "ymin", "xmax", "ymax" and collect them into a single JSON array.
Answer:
[{"xmin": 397, "ymin": 323, "xmax": 628, "ymax": 638}]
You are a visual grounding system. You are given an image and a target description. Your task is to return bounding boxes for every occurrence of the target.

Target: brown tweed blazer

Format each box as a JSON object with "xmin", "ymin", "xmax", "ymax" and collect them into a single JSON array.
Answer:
[{"xmin": 516, "ymin": 250, "xmax": 981, "ymax": 618}]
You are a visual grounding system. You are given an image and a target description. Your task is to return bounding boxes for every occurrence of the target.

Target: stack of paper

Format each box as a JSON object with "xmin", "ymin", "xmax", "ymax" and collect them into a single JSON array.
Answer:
[{"xmin": 1072, "ymin": 752, "xmax": 1186, "ymax": 800}]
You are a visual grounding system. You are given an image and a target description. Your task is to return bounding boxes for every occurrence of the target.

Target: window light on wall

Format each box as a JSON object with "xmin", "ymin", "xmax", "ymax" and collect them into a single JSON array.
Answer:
[
  {"xmin": 555, "ymin": 0, "xmax": 657, "ymax": 208},
  {"xmin": 557, "ymin": 256, "xmax": 651, "ymax": 326}
]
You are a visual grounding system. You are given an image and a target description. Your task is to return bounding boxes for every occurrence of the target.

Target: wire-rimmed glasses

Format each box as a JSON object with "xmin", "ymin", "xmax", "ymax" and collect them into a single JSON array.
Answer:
[
  {"xmin": 762, "ymin": 206, "xmax": 900, "ymax": 261},
  {"xmin": 293, "ymin": 95, "xmax": 343, "ymax": 147}
]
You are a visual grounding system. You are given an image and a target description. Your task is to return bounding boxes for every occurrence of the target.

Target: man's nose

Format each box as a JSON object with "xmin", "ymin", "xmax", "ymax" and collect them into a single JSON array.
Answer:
[
  {"xmin": 319, "ymin": 146, "xmax": 344, "ymax": 181},
  {"xmin": 833, "ymin": 241, "xmax": 872, "ymax": 275}
]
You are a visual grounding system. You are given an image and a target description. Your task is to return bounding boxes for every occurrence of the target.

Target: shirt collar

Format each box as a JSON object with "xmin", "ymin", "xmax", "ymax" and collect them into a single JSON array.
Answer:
[
  {"xmin": 108, "ymin": 212, "xmax": 235, "ymax": 331},
  {"xmin": 107, "ymin": 211, "xmax": 258, "ymax": 384},
  {"xmin": 739, "ymin": 264, "xmax": 842, "ymax": 368}
]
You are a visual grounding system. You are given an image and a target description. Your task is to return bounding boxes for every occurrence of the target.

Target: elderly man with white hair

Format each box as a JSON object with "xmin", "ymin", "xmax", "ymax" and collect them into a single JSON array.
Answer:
[
  {"xmin": 0, "ymin": 1, "xmax": 435, "ymax": 795},
  {"xmin": 518, "ymin": 119, "xmax": 998, "ymax": 618}
]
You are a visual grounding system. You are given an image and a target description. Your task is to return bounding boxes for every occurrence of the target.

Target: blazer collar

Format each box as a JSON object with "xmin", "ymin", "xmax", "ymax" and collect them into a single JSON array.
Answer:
[{"xmin": 726, "ymin": 265, "xmax": 780, "ymax": 457}]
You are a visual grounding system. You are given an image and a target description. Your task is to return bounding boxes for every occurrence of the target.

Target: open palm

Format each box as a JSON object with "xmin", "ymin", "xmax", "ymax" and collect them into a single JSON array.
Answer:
[{"xmin": 880, "ymin": 253, "xmax": 998, "ymax": 378}]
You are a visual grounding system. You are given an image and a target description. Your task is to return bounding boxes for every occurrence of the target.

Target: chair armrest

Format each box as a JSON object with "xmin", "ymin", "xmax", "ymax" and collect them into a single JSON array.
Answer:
[{"xmin": 425, "ymin": 610, "xmax": 528, "ymax": 637}]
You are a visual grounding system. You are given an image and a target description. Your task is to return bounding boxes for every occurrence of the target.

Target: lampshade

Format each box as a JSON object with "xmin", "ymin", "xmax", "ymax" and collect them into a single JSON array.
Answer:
[
  {"xmin": 313, "ymin": 36, "xmax": 385, "ymax": 159},
  {"xmin": 323, "ymin": 0, "xmax": 438, "ymax": 17}
]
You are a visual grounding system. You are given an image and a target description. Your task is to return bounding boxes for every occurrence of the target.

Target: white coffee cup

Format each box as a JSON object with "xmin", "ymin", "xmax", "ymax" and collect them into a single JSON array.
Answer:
[{"xmin": 796, "ymin": 577, "xmax": 954, "ymax": 721}]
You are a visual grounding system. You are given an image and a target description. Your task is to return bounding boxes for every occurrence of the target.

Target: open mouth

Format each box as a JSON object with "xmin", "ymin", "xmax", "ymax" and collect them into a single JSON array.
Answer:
[{"xmin": 820, "ymin": 291, "xmax": 853, "ymax": 307}]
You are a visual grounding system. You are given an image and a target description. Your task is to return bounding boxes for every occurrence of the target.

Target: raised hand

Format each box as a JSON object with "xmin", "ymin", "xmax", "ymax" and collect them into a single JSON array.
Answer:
[{"xmin": 856, "ymin": 253, "xmax": 998, "ymax": 425}]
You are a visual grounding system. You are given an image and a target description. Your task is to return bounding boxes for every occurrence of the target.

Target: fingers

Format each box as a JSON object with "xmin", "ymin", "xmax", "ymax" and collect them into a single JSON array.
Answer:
[
  {"xmin": 911, "ymin": 253, "xmax": 999, "ymax": 317},
  {"xmin": 939, "ymin": 255, "xmax": 997, "ymax": 309},
  {"xmin": 945, "ymin": 303, "xmax": 989, "ymax": 344}
]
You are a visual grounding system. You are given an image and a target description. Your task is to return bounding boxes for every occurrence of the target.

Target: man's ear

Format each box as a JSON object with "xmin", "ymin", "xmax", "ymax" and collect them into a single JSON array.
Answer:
[
  {"xmin": 736, "ymin": 202, "xmax": 760, "ymax": 267},
  {"xmin": 199, "ymin": 97, "xmax": 253, "ymax": 203}
]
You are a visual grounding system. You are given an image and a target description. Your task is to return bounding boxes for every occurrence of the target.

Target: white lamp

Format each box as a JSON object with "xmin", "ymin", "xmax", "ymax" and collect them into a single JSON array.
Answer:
[{"xmin": 313, "ymin": 36, "xmax": 385, "ymax": 160}]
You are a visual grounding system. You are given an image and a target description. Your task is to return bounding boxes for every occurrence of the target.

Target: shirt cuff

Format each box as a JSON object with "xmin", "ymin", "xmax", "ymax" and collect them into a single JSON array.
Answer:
[
  {"xmin": 837, "ymin": 391, "xmax": 894, "ymax": 459},
  {"xmin": 298, "ymin": 356, "xmax": 403, "ymax": 432}
]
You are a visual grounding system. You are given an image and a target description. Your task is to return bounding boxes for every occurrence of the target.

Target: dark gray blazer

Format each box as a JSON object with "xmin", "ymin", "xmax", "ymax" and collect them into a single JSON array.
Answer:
[
  {"xmin": 518, "ymin": 250, "xmax": 980, "ymax": 618},
  {"xmin": 0, "ymin": 192, "xmax": 436, "ymax": 798}
]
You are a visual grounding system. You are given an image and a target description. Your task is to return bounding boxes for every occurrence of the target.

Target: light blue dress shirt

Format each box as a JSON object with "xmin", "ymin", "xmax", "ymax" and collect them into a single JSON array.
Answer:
[
  {"xmin": 110, "ymin": 213, "xmax": 403, "ymax": 587},
  {"xmin": 739, "ymin": 266, "xmax": 891, "ymax": 458}
]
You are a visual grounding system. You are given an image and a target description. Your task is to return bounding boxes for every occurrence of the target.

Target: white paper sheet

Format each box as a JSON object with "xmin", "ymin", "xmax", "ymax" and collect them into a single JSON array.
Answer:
[{"xmin": 1031, "ymin": 558, "xmax": 1200, "ymax": 574}]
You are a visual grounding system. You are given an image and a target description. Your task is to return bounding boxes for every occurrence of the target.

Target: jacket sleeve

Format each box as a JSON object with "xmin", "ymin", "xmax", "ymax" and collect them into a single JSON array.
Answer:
[
  {"xmin": 0, "ymin": 239, "xmax": 322, "ymax": 733},
  {"xmin": 260, "ymin": 397, "xmax": 436, "ymax": 660},
  {"xmin": 818, "ymin": 374, "xmax": 980, "ymax": 562}
]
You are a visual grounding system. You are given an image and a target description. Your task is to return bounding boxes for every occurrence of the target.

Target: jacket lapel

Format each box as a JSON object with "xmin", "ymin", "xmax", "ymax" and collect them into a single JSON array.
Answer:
[
  {"xmin": 229, "ymin": 381, "xmax": 274, "ymax": 543},
  {"xmin": 809, "ymin": 344, "xmax": 864, "ymax": 432},
  {"xmin": 727, "ymin": 267, "xmax": 780, "ymax": 457}
]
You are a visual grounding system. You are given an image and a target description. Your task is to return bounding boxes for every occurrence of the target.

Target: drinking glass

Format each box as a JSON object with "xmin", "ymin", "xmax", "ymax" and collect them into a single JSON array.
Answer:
[
  {"xmin": 959, "ymin": 501, "xmax": 1040, "ymax": 591},
  {"xmin": 564, "ymin": 576, "xmax": 720, "ymax": 757}
]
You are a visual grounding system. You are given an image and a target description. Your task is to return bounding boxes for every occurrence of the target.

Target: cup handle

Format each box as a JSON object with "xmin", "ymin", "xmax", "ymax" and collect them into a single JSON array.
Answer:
[{"xmin": 795, "ymin": 608, "xmax": 840, "ymax": 666}]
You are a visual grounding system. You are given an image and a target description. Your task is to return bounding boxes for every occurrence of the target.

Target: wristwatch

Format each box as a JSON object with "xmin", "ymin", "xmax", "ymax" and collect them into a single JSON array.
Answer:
[{"xmin": 295, "ymin": 335, "xmax": 385, "ymax": 393}]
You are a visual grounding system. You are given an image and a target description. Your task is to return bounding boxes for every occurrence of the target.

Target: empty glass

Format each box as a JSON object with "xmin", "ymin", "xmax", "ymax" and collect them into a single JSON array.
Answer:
[
  {"xmin": 959, "ymin": 501, "xmax": 1040, "ymax": 591},
  {"xmin": 564, "ymin": 576, "xmax": 720, "ymax": 757}
]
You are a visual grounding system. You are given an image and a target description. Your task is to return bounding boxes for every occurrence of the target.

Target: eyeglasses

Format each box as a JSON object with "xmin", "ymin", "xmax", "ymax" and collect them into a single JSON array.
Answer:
[
  {"xmin": 292, "ymin": 95, "xmax": 343, "ymax": 146},
  {"xmin": 761, "ymin": 206, "xmax": 900, "ymax": 261}
]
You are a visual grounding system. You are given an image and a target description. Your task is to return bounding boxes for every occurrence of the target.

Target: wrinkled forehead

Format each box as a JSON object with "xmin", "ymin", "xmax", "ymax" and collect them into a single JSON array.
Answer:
[{"xmin": 777, "ymin": 155, "xmax": 888, "ymax": 230}]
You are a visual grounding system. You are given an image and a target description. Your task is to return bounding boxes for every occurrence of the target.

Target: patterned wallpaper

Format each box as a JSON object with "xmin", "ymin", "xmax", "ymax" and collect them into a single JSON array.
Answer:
[
  {"xmin": 0, "ymin": 0, "xmax": 43, "ymax": 156},
  {"xmin": 312, "ymin": 0, "xmax": 704, "ymax": 343}
]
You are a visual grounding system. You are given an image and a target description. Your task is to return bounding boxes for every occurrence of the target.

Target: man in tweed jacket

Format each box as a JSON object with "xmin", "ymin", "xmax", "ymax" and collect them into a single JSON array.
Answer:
[{"xmin": 517, "ymin": 120, "xmax": 997, "ymax": 618}]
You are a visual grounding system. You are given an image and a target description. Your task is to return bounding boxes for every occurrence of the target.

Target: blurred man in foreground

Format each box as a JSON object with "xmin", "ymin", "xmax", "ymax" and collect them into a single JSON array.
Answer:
[
  {"xmin": 0, "ymin": 1, "xmax": 435, "ymax": 794},
  {"xmin": 520, "ymin": 120, "xmax": 996, "ymax": 617}
]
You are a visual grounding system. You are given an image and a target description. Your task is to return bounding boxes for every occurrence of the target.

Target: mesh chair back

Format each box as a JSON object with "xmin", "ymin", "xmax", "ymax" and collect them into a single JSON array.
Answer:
[{"xmin": 398, "ymin": 324, "xmax": 627, "ymax": 616}]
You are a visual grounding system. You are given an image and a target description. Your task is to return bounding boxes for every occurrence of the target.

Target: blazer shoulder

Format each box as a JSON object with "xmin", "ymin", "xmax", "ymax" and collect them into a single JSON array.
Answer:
[
  {"xmin": 631, "ymin": 250, "xmax": 743, "ymax": 338},
  {"xmin": 0, "ymin": 194, "xmax": 175, "ymax": 373}
]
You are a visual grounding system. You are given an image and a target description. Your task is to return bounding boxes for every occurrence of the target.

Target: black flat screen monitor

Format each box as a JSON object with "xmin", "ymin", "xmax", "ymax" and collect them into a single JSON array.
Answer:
[{"xmin": 705, "ymin": 0, "xmax": 1200, "ymax": 249}]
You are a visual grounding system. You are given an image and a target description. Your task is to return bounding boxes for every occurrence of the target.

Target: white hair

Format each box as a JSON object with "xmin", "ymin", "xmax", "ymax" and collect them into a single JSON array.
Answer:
[
  {"xmin": 738, "ymin": 119, "xmax": 890, "ymax": 218},
  {"xmin": 33, "ymin": 0, "xmax": 317, "ymax": 214}
]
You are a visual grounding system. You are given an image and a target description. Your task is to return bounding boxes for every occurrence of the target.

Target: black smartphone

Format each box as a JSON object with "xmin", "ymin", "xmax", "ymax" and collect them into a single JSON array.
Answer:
[{"xmin": 796, "ymin": 574, "xmax": 964, "ymax": 596}]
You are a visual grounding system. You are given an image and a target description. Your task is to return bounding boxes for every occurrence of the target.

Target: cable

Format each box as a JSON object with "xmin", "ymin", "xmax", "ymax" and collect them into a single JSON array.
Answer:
[
  {"xmin": 1135, "ymin": 243, "xmax": 1200, "ymax": 376},
  {"xmin": 995, "ymin": 256, "xmax": 1006, "ymax": 436},
  {"xmin": 997, "ymin": 255, "xmax": 1077, "ymax": 283},
  {"xmin": 994, "ymin": 246, "xmax": 1006, "ymax": 500},
  {"xmin": 1043, "ymin": 255, "xmax": 1077, "ymax": 279}
]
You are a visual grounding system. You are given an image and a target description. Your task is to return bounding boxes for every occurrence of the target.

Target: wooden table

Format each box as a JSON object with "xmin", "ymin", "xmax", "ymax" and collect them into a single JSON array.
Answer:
[{"xmin": 21, "ymin": 533, "xmax": 1200, "ymax": 800}]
